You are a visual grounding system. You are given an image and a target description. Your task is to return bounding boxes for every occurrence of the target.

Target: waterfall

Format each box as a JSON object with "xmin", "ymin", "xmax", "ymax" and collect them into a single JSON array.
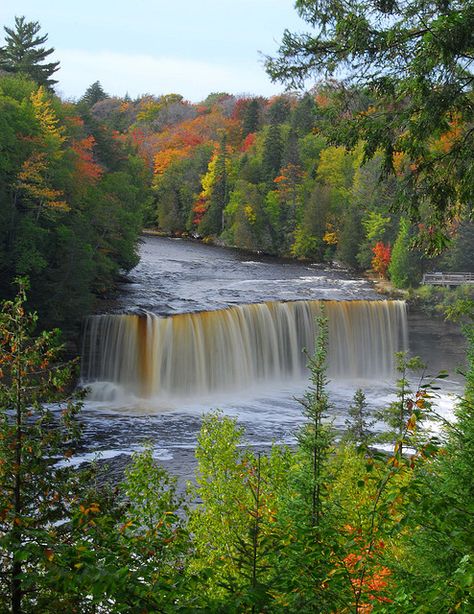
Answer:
[{"xmin": 81, "ymin": 300, "xmax": 408, "ymax": 400}]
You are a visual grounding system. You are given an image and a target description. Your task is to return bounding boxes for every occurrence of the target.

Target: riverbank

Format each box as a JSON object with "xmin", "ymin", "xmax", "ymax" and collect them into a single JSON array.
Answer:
[
  {"xmin": 406, "ymin": 283, "xmax": 474, "ymax": 320},
  {"xmin": 361, "ymin": 267, "xmax": 474, "ymax": 323}
]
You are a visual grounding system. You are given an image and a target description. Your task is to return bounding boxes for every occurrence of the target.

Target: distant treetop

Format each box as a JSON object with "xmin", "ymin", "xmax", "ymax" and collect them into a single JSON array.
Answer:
[
  {"xmin": 0, "ymin": 16, "xmax": 60, "ymax": 89},
  {"xmin": 80, "ymin": 81, "xmax": 109, "ymax": 107}
]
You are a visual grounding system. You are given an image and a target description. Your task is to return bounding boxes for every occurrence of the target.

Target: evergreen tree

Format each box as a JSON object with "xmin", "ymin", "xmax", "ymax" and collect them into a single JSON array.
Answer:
[
  {"xmin": 199, "ymin": 135, "xmax": 231, "ymax": 236},
  {"xmin": 298, "ymin": 314, "xmax": 333, "ymax": 528},
  {"xmin": 262, "ymin": 123, "xmax": 283, "ymax": 182},
  {"xmin": 0, "ymin": 16, "xmax": 60, "ymax": 89},
  {"xmin": 344, "ymin": 388, "xmax": 375, "ymax": 448},
  {"xmin": 282, "ymin": 126, "xmax": 300, "ymax": 167},
  {"xmin": 241, "ymin": 98, "xmax": 261, "ymax": 137},
  {"xmin": 238, "ymin": 152, "xmax": 262, "ymax": 185},
  {"xmin": 442, "ymin": 222, "xmax": 474, "ymax": 272},
  {"xmin": 274, "ymin": 162, "xmax": 303, "ymax": 255},
  {"xmin": 291, "ymin": 182, "xmax": 330, "ymax": 261},
  {"xmin": 267, "ymin": 95, "xmax": 291, "ymax": 125},
  {"xmin": 336, "ymin": 203, "xmax": 364, "ymax": 269},
  {"xmin": 270, "ymin": 314, "xmax": 342, "ymax": 611},
  {"xmin": 291, "ymin": 92, "xmax": 317, "ymax": 135},
  {"xmin": 79, "ymin": 80, "xmax": 109, "ymax": 108}
]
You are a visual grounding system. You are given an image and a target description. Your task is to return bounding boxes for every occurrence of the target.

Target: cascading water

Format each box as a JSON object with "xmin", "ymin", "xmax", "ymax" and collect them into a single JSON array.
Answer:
[{"xmin": 81, "ymin": 299, "xmax": 408, "ymax": 402}]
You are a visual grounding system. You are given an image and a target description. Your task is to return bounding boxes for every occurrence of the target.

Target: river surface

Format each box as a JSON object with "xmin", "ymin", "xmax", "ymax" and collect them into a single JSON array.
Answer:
[
  {"xmin": 105, "ymin": 234, "xmax": 381, "ymax": 313},
  {"xmin": 73, "ymin": 236, "xmax": 466, "ymax": 474}
]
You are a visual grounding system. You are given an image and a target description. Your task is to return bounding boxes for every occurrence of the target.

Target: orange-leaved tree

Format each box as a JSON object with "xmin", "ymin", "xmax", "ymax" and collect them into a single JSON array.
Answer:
[{"xmin": 371, "ymin": 242, "xmax": 391, "ymax": 278}]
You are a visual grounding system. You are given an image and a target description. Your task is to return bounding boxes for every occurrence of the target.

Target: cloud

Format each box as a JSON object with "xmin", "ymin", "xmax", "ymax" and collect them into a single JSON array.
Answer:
[{"xmin": 55, "ymin": 49, "xmax": 284, "ymax": 101}]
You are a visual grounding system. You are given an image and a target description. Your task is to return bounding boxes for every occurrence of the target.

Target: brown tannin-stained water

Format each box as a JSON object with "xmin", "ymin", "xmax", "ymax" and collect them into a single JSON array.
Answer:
[{"xmin": 82, "ymin": 300, "xmax": 408, "ymax": 399}]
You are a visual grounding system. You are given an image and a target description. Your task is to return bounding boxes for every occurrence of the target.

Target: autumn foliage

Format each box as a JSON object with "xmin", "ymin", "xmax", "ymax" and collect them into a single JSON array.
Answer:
[
  {"xmin": 371, "ymin": 242, "xmax": 391, "ymax": 278},
  {"xmin": 153, "ymin": 146, "xmax": 192, "ymax": 175},
  {"xmin": 71, "ymin": 135, "xmax": 103, "ymax": 183},
  {"xmin": 0, "ymin": 73, "xmax": 147, "ymax": 328},
  {"xmin": 16, "ymin": 152, "xmax": 69, "ymax": 213},
  {"xmin": 241, "ymin": 131, "xmax": 256, "ymax": 152},
  {"xmin": 341, "ymin": 527, "xmax": 393, "ymax": 612}
]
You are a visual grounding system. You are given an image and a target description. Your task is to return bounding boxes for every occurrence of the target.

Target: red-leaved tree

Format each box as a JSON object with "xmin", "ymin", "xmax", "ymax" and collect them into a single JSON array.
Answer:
[{"xmin": 371, "ymin": 242, "xmax": 391, "ymax": 278}]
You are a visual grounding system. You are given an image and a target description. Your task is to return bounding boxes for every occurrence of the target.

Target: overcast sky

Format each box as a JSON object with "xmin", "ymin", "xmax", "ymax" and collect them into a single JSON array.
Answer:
[{"xmin": 0, "ymin": 0, "xmax": 309, "ymax": 101}]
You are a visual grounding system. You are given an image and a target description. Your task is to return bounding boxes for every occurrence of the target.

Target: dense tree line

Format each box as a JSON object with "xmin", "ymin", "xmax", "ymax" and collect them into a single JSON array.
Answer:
[
  {"xmin": 139, "ymin": 87, "xmax": 472, "ymax": 287},
  {"xmin": 81, "ymin": 81, "xmax": 471, "ymax": 290}
]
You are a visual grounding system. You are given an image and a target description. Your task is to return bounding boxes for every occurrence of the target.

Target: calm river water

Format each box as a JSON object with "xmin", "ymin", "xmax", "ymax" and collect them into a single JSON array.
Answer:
[{"xmin": 73, "ymin": 236, "xmax": 466, "ymax": 473}]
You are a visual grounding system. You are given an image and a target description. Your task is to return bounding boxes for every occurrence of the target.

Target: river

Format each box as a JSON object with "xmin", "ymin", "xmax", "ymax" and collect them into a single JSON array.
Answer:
[{"xmin": 72, "ymin": 236, "xmax": 466, "ymax": 477}]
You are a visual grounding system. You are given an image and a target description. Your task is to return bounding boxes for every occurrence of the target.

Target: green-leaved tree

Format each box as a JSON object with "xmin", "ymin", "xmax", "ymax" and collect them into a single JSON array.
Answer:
[{"xmin": 0, "ymin": 281, "xmax": 83, "ymax": 612}]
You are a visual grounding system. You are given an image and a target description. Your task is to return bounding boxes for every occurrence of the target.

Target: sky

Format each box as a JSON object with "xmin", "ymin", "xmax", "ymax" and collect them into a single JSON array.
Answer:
[{"xmin": 0, "ymin": 0, "xmax": 309, "ymax": 102}]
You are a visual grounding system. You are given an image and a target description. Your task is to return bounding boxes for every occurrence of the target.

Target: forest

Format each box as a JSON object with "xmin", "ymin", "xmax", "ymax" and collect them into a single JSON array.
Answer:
[
  {"xmin": 1, "ymin": 14, "xmax": 474, "ymax": 334},
  {"xmin": 0, "ymin": 1, "xmax": 473, "ymax": 612}
]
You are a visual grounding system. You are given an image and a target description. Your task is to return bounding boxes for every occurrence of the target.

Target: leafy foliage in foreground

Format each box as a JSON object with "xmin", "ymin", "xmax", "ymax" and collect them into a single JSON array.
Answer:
[
  {"xmin": 1, "ymin": 294, "xmax": 473, "ymax": 612},
  {"xmin": 0, "ymin": 281, "xmax": 83, "ymax": 612},
  {"xmin": 0, "ymin": 287, "xmax": 189, "ymax": 612}
]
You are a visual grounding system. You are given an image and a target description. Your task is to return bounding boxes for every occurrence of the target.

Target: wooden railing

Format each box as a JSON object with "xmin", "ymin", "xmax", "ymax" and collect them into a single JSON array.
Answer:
[{"xmin": 422, "ymin": 272, "xmax": 474, "ymax": 286}]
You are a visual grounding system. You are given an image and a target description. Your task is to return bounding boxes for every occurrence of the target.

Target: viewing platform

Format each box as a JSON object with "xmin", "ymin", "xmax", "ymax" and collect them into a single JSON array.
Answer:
[{"xmin": 422, "ymin": 272, "xmax": 474, "ymax": 287}]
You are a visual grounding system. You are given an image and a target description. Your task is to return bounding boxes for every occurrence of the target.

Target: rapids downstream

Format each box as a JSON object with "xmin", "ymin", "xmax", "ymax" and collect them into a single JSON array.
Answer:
[{"xmin": 74, "ymin": 236, "xmax": 466, "ymax": 472}]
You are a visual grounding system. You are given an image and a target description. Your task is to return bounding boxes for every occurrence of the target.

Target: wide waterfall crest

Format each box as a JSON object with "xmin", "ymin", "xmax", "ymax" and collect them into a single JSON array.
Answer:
[{"xmin": 81, "ymin": 300, "xmax": 408, "ymax": 401}]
